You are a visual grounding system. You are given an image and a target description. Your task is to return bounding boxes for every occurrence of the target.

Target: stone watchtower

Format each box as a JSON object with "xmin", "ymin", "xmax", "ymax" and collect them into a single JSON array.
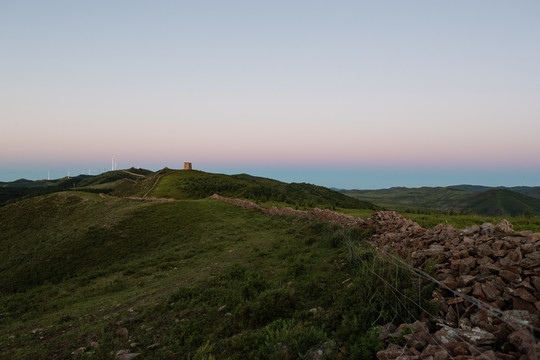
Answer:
[{"xmin": 184, "ymin": 162, "xmax": 192, "ymax": 170}]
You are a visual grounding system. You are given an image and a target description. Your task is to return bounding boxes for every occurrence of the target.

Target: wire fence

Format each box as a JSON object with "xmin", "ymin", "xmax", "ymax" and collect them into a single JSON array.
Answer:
[{"xmin": 351, "ymin": 236, "xmax": 538, "ymax": 358}]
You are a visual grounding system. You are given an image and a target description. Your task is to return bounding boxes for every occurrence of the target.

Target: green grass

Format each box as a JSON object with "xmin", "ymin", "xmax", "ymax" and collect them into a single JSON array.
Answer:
[
  {"xmin": 0, "ymin": 192, "xmax": 426, "ymax": 359},
  {"xmin": 341, "ymin": 208, "xmax": 540, "ymax": 232},
  {"xmin": 342, "ymin": 187, "xmax": 470, "ymax": 211},
  {"xmin": 3, "ymin": 172, "xmax": 539, "ymax": 358},
  {"xmin": 401, "ymin": 212, "xmax": 540, "ymax": 232}
]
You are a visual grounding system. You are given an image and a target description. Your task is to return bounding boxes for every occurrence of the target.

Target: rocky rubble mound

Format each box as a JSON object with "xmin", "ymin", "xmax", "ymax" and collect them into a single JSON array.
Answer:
[
  {"xmin": 209, "ymin": 194, "xmax": 368, "ymax": 228},
  {"xmin": 368, "ymin": 212, "xmax": 540, "ymax": 360}
]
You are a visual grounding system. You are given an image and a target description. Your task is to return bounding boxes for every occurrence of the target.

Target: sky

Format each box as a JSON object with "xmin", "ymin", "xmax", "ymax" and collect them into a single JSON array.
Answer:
[{"xmin": 1, "ymin": 1, "xmax": 539, "ymax": 189}]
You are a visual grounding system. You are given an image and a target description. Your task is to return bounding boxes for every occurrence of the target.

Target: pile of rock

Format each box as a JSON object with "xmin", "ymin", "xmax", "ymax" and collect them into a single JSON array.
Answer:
[
  {"xmin": 368, "ymin": 212, "xmax": 540, "ymax": 360},
  {"xmin": 209, "ymin": 194, "xmax": 265, "ymax": 211},
  {"xmin": 209, "ymin": 194, "xmax": 368, "ymax": 228},
  {"xmin": 368, "ymin": 211, "xmax": 425, "ymax": 238},
  {"xmin": 124, "ymin": 196, "xmax": 176, "ymax": 202}
]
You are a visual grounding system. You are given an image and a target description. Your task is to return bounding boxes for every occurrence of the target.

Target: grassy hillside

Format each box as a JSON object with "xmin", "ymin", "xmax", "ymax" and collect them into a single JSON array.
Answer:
[
  {"xmin": 341, "ymin": 187, "xmax": 470, "ymax": 212},
  {"xmin": 449, "ymin": 185, "xmax": 540, "ymax": 198},
  {"xmin": 462, "ymin": 188, "xmax": 540, "ymax": 216},
  {"xmin": 0, "ymin": 192, "xmax": 429, "ymax": 359},
  {"xmin": 76, "ymin": 168, "xmax": 171, "ymax": 198},
  {"xmin": 0, "ymin": 176, "xmax": 89, "ymax": 207},
  {"xmin": 343, "ymin": 186, "xmax": 540, "ymax": 216},
  {"xmin": 506, "ymin": 186, "xmax": 540, "ymax": 198},
  {"xmin": 2, "ymin": 171, "xmax": 539, "ymax": 358},
  {"xmin": 1, "ymin": 169, "xmax": 376, "ymax": 211},
  {"xmin": 147, "ymin": 169, "xmax": 376, "ymax": 210},
  {"xmin": 447, "ymin": 184, "xmax": 493, "ymax": 192}
]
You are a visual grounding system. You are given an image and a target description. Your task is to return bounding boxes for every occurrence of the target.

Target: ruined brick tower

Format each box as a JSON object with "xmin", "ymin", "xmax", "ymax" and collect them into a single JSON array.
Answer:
[{"xmin": 184, "ymin": 162, "xmax": 192, "ymax": 170}]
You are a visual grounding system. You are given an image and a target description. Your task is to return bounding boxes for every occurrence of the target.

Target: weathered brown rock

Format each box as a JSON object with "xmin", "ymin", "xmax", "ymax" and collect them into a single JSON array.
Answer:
[
  {"xmin": 501, "ymin": 310, "xmax": 539, "ymax": 331},
  {"xmin": 513, "ymin": 288, "xmax": 536, "ymax": 303},
  {"xmin": 492, "ymin": 240, "xmax": 505, "ymax": 252},
  {"xmin": 442, "ymin": 342, "xmax": 470, "ymax": 356},
  {"xmin": 462, "ymin": 225, "xmax": 480, "ymax": 236},
  {"xmin": 472, "ymin": 283, "xmax": 486, "ymax": 299},
  {"xmin": 481, "ymin": 223, "xmax": 495, "ymax": 235},
  {"xmin": 442, "ymin": 277, "xmax": 459, "ymax": 290},
  {"xmin": 532, "ymin": 276, "xmax": 540, "ymax": 291},
  {"xmin": 421, "ymin": 344, "xmax": 449, "ymax": 360},
  {"xmin": 494, "ymin": 352, "xmax": 517, "ymax": 360},
  {"xmin": 499, "ymin": 269, "xmax": 522, "ymax": 283},
  {"xmin": 71, "ymin": 347, "xmax": 86, "ymax": 355},
  {"xmin": 457, "ymin": 275, "xmax": 476, "ymax": 287},
  {"xmin": 513, "ymin": 296, "xmax": 537, "ymax": 312},
  {"xmin": 521, "ymin": 243, "xmax": 536, "ymax": 254},
  {"xmin": 460, "ymin": 327, "xmax": 497, "ymax": 346},
  {"xmin": 495, "ymin": 220, "xmax": 514, "ymax": 234},
  {"xmin": 377, "ymin": 344, "xmax": 407, "ymax": 360},
  {"xmin": 476, "ymin": 350, "xmax": 497, "ymax": 360},
  {"xmin": 527, "ymin": 343, "xmax": 540, "ymax": 360},
  {"xmin": 482, "ymin": 282, "xmax": 501, "ymax": 302},
  {"xmin": 508, "ymin": 330, "xmax": 535, "ymax": 352},
  {"xmin": 116, "ymin": 351, "xmax": 140, "ymax": 360},
  {"xmin": 523, "ymin": 252, "xmax": 540, "ymax": 268}
]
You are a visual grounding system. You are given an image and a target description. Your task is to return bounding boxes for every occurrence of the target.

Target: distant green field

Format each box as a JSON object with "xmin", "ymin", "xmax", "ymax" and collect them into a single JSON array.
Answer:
[
  {"xmin": 341, "ymin": 208, "xmax": 540, "ymax": 232},
  {"xmin": 342, "ymin": 185, "xmax": 540, "ymax": 217},
  {"xmin": 343, "ymin": 187, "xmax": 469, "ymax": 210}
]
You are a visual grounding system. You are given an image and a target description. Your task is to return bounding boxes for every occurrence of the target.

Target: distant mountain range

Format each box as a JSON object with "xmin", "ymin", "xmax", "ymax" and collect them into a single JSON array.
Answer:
[
  {"xmin": 341, "ymin": 185, "xmax": 540, "ymax": 216},
  {"xmin": 3, "ymin": 171, "xmax": 539, "ymax": 216},
  {"xmin": 448, "ymin": 184, "xmax": 540, "ymax": 198}
]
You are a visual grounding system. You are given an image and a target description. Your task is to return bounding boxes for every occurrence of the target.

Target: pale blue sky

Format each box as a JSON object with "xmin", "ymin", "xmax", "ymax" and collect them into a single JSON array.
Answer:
[{"xmin": 1, "ymin": 1, "xmax": 539, "ymax": 188}]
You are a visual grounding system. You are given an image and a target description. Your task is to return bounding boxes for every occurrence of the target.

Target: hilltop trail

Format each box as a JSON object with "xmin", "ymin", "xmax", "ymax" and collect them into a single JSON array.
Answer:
[
  {"xmin": 210, "ymin": 194, "xmax": 540, "ymax": 359},
  {"xmin": 99, "ymin": 170, "xmax": 175, "ymax": 201},
  {"xmin": 142, "ymin": 174, "xmax": 162, "ymax": 199},
  {"xmin": 122, "ymin": 170, "xmax": 147, "ymax": 178}
]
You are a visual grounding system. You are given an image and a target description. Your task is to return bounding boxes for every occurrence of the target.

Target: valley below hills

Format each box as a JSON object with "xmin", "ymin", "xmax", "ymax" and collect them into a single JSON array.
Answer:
[
  {"xmin": 1, "ymin": 168, "xmax": 540, "ymax": 359},
  {"xmin": 342, "ymin": 185, "xmax": 540, "ymax": 217}
]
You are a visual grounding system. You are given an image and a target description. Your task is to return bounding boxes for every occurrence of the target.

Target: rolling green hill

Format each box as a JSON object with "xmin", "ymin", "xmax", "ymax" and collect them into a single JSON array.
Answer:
[
  {"xmin": 342, "ymin": 186, "xmax": 540, "ymax": 216},
  {"xmin": 461, "ymin": 188, "xmax": 540, "ymax": 216},
  {"xmin": 342, "ymin": 187, "xmax": 471, "ymax": 212},
  {"xmin": 0, "ymin": 176, "xmax": 90, "ymax": 207},
  {"xmin": 449, "ymin": 184, "xmax": 540, "ymax": 198},
  {"xmin": 147, "ymin": 170, "xmax": 375, "ymax": 209},
  {"xmin": 2, "ymin": 168, "xmax": 376, "ymax": 211},
  {"xmin": 505, "ymin": 186, "xmax": 540, "ymax": 198},
  {"xmin": 0, "ymin": 190, "xmax": 426, "ymax": 359}
]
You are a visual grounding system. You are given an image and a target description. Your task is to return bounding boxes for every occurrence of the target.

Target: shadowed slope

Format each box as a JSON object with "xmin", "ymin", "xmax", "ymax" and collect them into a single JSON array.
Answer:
[{"xmin": 462, "ymin": 188, "xmax": 540, "ymax": 216}]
